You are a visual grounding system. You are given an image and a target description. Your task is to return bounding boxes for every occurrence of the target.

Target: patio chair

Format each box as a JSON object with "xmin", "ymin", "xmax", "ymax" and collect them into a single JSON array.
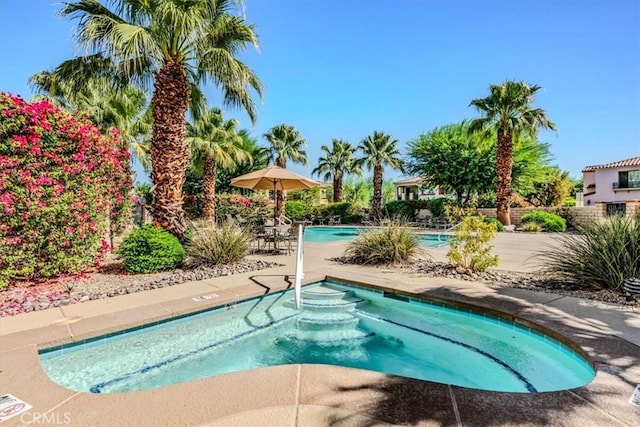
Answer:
[
  {"xmin": 327, "ymin": 215, "xmax": 341, "ymax": 225},
  {"xmin": 409, "ymin": 209, "xmax": 433, "ymax": 227},
  {"xmin": 361, "ymin": 213, "xmax": 374, "ymax": 226},
  {"xmin": 282, "ymin": 221, "xmax": 306, "ymax": 254},
  {"xmin": 263, "ymin": 224, "xmax": 292, "ymax": 254}
]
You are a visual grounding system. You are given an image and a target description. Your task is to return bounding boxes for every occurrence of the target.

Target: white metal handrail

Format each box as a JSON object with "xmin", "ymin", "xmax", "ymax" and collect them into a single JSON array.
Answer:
[{"xmin": 294, "ymin": 223, "xmax": 304, "ymax": 309}]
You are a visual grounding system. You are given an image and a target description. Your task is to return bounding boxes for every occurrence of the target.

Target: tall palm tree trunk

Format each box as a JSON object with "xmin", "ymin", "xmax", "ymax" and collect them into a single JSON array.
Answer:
[
  {"xmin": 150, "ymin": 61, "xmax": 190, "ymax": 238},
  {"xmin": 202, "ymin": 154, "xmax": 217, "ymax": 223},
  {"xmin": 333, "ymin": 173, "xmax": 343, "ymax": 202},
  {"xmin": 372, "ymin": 164, "xmax": 383, "ymax": 218},
  {"xmin": 496, "ymin": 128, "xmax": 513, "ymax": 225}
]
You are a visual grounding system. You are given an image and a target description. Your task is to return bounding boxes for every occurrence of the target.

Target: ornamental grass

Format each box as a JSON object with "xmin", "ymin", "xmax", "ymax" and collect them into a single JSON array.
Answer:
[
  {"xmin": 343, "ymin": 222, "xmax": 426, "ymax": 265},
  {"xmin": 185, "ymin": 220, "xmax": 252, "ymax": 265},
  {"xmin": 537, "ymin": 216, "xmax": 640, "ymax": 291}
]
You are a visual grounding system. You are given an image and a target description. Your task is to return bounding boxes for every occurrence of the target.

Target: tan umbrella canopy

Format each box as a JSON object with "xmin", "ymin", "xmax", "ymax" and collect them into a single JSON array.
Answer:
[{"xmin": 230, "ymin": 166, "xmax": 324, "ymax": 220}]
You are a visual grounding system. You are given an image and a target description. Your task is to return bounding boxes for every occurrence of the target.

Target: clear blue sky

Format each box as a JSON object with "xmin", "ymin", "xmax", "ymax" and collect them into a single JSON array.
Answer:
[{"xmin": 1, "ymin": 0, "xmax": 639, "ymax": 184}]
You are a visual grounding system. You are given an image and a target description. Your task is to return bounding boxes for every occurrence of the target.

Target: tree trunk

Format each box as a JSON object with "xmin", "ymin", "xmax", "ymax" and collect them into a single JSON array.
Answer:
[
  {"xmin": 372, "ymin": 164, "xmax": 383, "ymax": 218},
  {"xmin": 333, "ymin": 172, "xmax": 343, "ymax": 202},
  {"xmin": 150, "ymin": 60, "xmax": 190, "ymax": 239},
  {"xmin": 496, "ymin": 127, "xmax": 513, "ymax": 225},
  {"xmin": 202, "ymin": 154, "xmax": 217, "ymax": 224}
]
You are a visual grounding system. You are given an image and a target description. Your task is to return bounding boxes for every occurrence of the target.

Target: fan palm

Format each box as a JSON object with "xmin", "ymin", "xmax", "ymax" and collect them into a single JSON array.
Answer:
[
  {"xmin": 470, "ymin": 80, "xmax": 557, "ymax": 225},
  {"xmin": 187, "ymin": 108, "xmax": 250, "ymax": 222},
  {"xmin": 312, "ymin": 139, "xmax": 362, "ymax": 202},
  {"xmin": 56, "ymin": 0, "xmax": 263, "ymax": 238},
  {"xmin": 358, "ymin": 131, "xmax": 404, "ymax": 218},
  {"xmin": 215, "ymin": 129, "xmax": 269, "ymax": 193},
  {"xmin": 263, "ymin": 124, "xmax": 308, "ymax": 218},
  {"xmin": 30, "ymin": 72, "xmax": 152, "ymax": 170}
]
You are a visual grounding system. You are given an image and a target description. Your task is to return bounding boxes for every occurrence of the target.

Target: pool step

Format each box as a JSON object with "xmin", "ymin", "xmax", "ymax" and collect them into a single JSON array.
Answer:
[
  {"xmin": 283, "ymin": 328, "xmax": 374, "ymax": 346},
  {"xmin": 279, "ymin": 285, "xmax": 374, "ymax": 348},
  {"xmin": 285, "ymin": 297, "xmax": 364, "ymax": 311},
  {"xmin": 296, "ymin": 314, "xmax": 360, "ymax": 331},
  {"xmin": 301, "ymin": 287, "xmax": 353, "ymax": 300}
]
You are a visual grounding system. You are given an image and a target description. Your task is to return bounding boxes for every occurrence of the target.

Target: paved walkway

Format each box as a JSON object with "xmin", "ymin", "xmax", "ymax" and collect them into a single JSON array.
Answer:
[{"xmin": 0, "ymin": 232, "xmax": 638, "ymax": 426}]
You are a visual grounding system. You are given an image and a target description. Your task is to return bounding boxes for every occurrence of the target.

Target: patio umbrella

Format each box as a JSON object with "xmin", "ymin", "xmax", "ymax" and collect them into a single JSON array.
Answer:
[{"xmin": 230, "ymin": 166, "xmax": 324, "ymax": 220}]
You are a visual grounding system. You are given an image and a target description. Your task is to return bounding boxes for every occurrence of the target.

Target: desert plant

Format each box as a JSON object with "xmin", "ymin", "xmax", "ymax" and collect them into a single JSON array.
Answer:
[
  {"xmin": 186, "ymin": 221, "xmax": 252, "ymax": 264},
  {"xmin": 343, "ymin": 223, "xmax": 426, "ymax": 265},
  {"xmin": 521, "ymin": 211, "xmax": 566, "ymax": 232},
  {"xmin": 117, "ymin": 225, "xmax": 185, "ymax": 273},
  {"xmin": 447, "ymin": 215, "xmax": 498, "ymax": 272},
  {"xmin": 522, "ymin": 222, "xmax": 542, "ymax": 232},
  {"xmin": 537, "ymin": 216, "xmax": 640, "ymax": 291}
]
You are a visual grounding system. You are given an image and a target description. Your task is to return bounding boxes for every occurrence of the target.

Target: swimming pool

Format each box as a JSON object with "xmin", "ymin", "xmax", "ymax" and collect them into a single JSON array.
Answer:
[
  {"xmin": 39, "ymin": 280, "xmax": 595, "ymax": 394},
  {"xmin": 304, "ymin": 226, "xmax": 450, "ymax": 247}
]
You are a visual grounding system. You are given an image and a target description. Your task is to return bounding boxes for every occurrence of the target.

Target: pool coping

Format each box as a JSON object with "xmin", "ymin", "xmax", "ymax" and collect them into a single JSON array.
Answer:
[{"xmin": 1, "ymin": 238, "xmax": 639, "ymax": 426}]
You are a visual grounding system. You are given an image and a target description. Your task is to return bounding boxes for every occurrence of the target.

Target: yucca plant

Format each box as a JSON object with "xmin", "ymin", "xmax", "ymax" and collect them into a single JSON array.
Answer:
[
  {"xmin": 343, "ymin": 223, "xmax": 426, "ymax": 265},
  {"xmin": 537, "ymin": 216, "xmax": 640, "ymax": 291},
  {"xmin": 186, "ymin": 221, "xmax": 252, "ymax": 264}
]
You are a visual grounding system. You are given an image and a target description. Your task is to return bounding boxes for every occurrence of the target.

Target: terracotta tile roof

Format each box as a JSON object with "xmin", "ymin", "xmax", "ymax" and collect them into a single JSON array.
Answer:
[
  {"xmin": 582, "ymin": 156, "xmax": 640, "ymax": 172},
  {"xmin": 394, "ymin": 176, "xmax": 425, "ymax": 186}
]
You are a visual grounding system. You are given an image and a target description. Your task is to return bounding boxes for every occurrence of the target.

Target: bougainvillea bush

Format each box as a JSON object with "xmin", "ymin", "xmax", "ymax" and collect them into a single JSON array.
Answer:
[{"xmin": 0, "ymin": 93, "xmax": 132, "ymax": 288}]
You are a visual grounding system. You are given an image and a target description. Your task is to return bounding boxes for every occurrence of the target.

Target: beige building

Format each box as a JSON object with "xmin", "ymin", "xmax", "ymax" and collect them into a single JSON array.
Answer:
[{"xmin": 393, "ymin": 177, "xmax": 446, "ymax": 201}]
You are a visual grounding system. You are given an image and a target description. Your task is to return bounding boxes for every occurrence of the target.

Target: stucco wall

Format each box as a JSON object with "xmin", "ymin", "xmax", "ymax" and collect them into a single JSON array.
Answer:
[
  {"xmin": 584, "ymin": 167, "xmax": 640, "ymax": 205},
  {"xmin": 477, "ymin": 205, "xmax": 611, "ymax": 228}
]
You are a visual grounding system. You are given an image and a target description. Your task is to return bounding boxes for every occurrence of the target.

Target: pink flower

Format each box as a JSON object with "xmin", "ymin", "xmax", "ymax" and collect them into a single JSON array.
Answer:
[
  {"xmin": 5, "ymin": 236, "xmax": 21, "ymax": 245},
  {"xmin": 0, "ymin": 192, "xmax": 14, "ymax": 205}
]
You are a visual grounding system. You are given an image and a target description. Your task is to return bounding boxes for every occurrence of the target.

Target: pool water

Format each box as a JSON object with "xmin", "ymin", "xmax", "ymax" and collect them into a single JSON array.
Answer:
[
  {"xmin": 39, "ymin": 281, "xmax": 595, "ymax": 394},
  {"xmin": 304, "ymin": 226, "xmax": 450, "ymax": 247}
]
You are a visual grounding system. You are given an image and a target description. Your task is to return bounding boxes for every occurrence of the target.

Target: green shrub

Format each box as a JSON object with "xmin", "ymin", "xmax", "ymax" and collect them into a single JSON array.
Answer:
[
  {"xmin": 117, "ymin": 225, "xmax": 185, "ymax": 273},
  {"xmin": 522, "ymin": 222, "xmax": 542, "ymax": 232},
  {"xmin": 384, "ymin": 200, "xmax": 429, "ymax": 219},
  {"xmin": 186, "ymin": 221, "xmax": 251, "ymax": 264},
  {"xmin": 285, "ymin": 200, "xmax": 311, "ymax": 220},
  {"xmin": 322, "ymin": 201, "xmax": 353, "ymax": 217},
  {"xmin": 0, "ymin": 93, "xmax": 132, "ymax": 288},
  {"xmin": 537, "ymin": 216, "xmax": 640, "ymax": 291},
  {"xmin": 476, "ymin": 192, "xmax": 496, "ymax": 208},
  {"xmin": 447, "ymin": 215, "xmax": 498, "ymax": 272},
  {"xmin": 521, "ymin": 211, "xmax": 566, "ymax": 232},
  {"xmin": 426, "ymin": 197, "xmax": 452, "ymax": 218},
  {"xmin": 343, "ymin": 223, "xmax": 426, "ymax": 265},
  {"xmin": 483, "ymin": 217, "xmax": 504, "ymax": 232}
]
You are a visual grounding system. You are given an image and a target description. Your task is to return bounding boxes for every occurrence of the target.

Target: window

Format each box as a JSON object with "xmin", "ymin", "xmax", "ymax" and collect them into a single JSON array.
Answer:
[
  {"xmin": 617, "ymin": 170, "xmax": 640, "ymax": 189},
  {"xmin": 606, "ymin": 203, "xmax": 626, "ymax": 216}
]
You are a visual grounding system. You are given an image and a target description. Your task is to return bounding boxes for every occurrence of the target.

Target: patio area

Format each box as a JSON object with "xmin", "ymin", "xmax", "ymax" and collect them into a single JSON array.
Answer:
[{"xmin": 1, "ymin": 233, "xmax": 638, "ymax": 426}]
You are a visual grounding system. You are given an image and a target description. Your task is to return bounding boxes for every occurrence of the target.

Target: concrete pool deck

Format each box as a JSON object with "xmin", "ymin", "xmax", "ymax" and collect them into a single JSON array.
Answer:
[{"xmin": 1, "ymin": 232, "xmax": 639, "ymax": 426}]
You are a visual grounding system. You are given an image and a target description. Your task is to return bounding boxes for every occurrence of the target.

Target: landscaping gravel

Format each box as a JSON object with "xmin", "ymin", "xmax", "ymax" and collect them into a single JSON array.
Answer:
[
  {"xmin": 0, "ymin": 258, "xmax": 282, "ymax": 317},
  {"xmin": 2, "ymin": 255, "xmax": 637, "ymax": 318},
  {"xmin": 331, "ymin": 257, "xmax": 638, "ymax": 307}
]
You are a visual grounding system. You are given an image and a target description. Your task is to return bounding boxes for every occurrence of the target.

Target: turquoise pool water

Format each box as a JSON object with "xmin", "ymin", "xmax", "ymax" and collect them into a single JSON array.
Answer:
[
  {"xmin": 39, "ymin": 281, "xmax": 595, "ymax": 394},
  {"xmin": 304, "ymin": 226, "xmax": 450, "ymax": 247}
]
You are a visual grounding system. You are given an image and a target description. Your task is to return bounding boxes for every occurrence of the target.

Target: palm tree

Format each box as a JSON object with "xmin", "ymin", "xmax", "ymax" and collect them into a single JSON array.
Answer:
[
  {"xmin": 312, "ymin": 139, "xmax": 362, "ymax": 202},
  {"xmin": 469, "ymin": 80, "xmax": 557, "ymax": 225},
  {"xmin": 358, "ymin": 131, "xmax": 404, "ymax": 218},
  {"xmin": 187, "ymin": 108, "xmax": 250, "ymax": 222},
  {"xmin": 216, "ymin": 129, "xmax": 269, "ymax": 193},
  {"xmin": 263, "ymin": 124, "xmax": 308, "ymax": 218},
  {"xmin": 30, "ymin": 72, "xmax": 152, "ymax": 170},
  {"xmin": 56, "ymin": 0, "xmax": 263, "ymax": 238}
]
